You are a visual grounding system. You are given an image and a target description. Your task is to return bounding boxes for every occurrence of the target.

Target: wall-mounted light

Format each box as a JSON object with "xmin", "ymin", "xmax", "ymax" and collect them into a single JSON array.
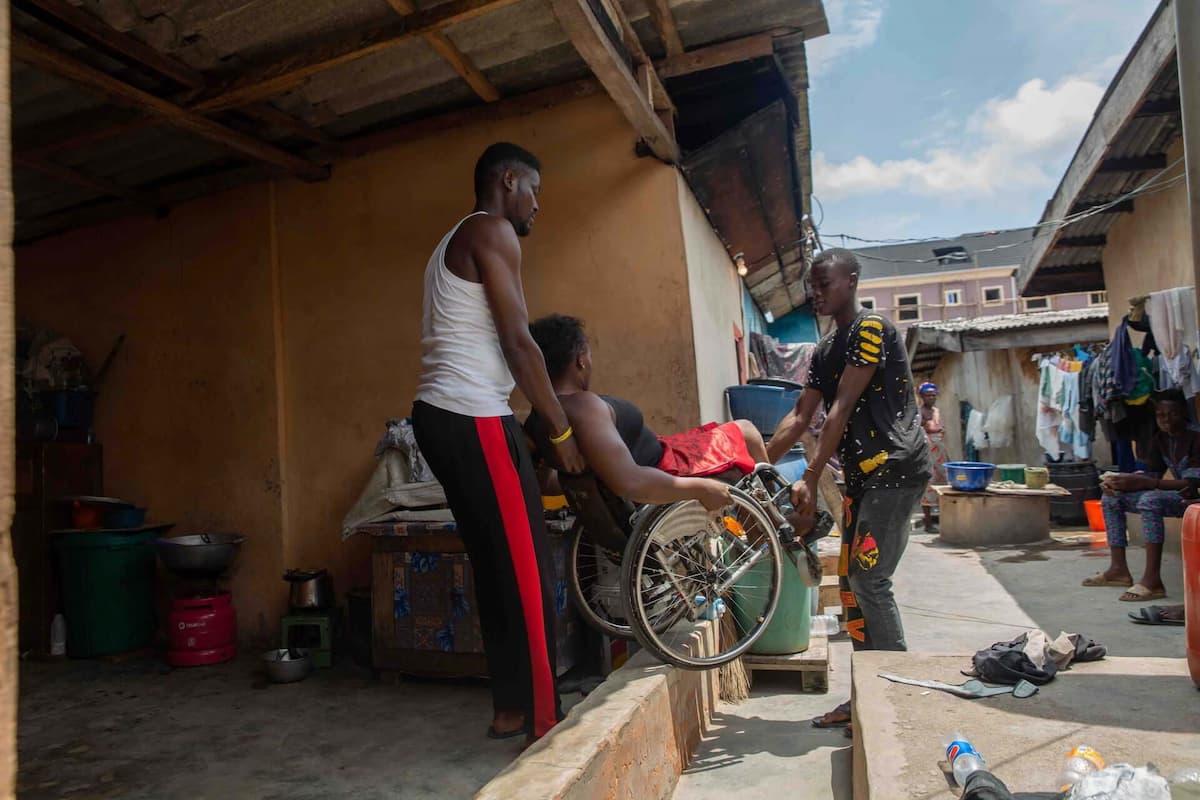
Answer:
[
  {"xmin": 764, "ymin": 310, "xmax": 775, "ymax": 324},
  {"xmin": 734, "ymin": 252, "xmax": 748, "ymax": 277}
]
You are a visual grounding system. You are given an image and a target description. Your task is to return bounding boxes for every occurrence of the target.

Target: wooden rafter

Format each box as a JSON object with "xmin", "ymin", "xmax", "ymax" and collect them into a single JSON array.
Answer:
[
  {"xmin": 191, "ymin": 0, "xmax": 523, "ymax": 114},
  {"xmin": 656, "ymin": 33, "xmax": 775, "ymax": 79},
  {"xmin": 14, "ymin": 154, "xmax": 161, "ymax": 210},
  {"xmin": 14, "ymin": 0, "xmax": 333, "ymax": 147},
  {"xmin": 601, "ymin": 0, "xmax": 674, "ymax": 116},
  {"xmin": 642, "ymin": 0, "xmax": 684, "ymax": 56},
  {"xmin": 12, "ymin": 32, "xmax": 329, "ymax": 182},
  {"xmin": 384, "ymin": 0, "xmax": 500, "ymax": 102},
  {"xmin": 548, "ymin": 0, "xmax": 678, "ymax": 162}
]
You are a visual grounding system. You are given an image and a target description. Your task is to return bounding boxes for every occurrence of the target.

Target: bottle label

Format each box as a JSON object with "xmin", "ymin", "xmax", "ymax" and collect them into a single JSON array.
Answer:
[
  {"xmin": 947, "ymin": 740, "xmax": 981, "ymax": 765},
  {"xmin": 1067, "ymin": 746, "xmax": 1105, "ymax": 771}
]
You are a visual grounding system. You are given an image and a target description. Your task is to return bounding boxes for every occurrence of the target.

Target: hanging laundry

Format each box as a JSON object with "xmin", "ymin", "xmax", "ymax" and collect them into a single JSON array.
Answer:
[
  {"xmin": 984, "ymin": 395, "xmax": 1014, "ymax": 449},
  {"xmin": 1037, "ymin": 359, "xmax": 1065, "ymax": 459},
  {"xmin": 1148, "ymin": 286, "xmax": 1198, "ymax": 394},
  {"xmin": 1111, "ymin": 318, "xmax": 1138, "ymax": 397}
]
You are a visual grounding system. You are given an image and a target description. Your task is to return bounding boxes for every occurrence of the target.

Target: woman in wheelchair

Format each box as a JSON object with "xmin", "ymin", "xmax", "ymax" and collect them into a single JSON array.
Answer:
[{"xmin": 524, "ymin": 314, "xmax": 774, "ymax": 512}]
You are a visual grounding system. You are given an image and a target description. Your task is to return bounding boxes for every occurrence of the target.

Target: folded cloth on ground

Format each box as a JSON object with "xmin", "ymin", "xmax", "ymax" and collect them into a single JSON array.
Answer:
[{"xmin": 967, "ymin": 629, "xmax": 1106, "ymax": 685}]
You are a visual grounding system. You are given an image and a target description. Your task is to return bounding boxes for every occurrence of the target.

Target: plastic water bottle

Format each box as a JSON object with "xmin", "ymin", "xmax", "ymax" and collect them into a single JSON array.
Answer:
[
  {"xmin": 810, "ymin": 614, "xmax": 840, "ymax": 636},
  {"xmin": 945, "ymin": 737, "xmax": 985, "ymax": 786},
  {"xmin": 694, "ymin": 595, "xmax": 726, "ymax": 621},
  {"xmin": 50, "ymin": 614, "xmax": 66, "ymax": 656},
  {"xmin": 1060, "ymin": 745, "xmax": 1105, "ymax": 790}
]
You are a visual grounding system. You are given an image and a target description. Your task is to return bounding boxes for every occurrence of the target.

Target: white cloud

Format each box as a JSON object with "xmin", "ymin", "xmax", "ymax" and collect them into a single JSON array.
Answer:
[
  {"xmin": 970, "ymin": 77, "xmax": 1103, "ymax": 150},
  {"xmin": 807, "ymin": 0, "xmax": 885, "ymax": 78},
  {"xmin": 815, "ymin": 75, "xmax": 1104, "ymax": 200}
]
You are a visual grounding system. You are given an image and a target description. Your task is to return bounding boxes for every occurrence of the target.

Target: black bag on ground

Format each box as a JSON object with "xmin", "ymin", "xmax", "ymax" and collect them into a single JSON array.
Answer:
[{"xmin": 971, "ymin": 636, "xmax": 1058, "ymax": 686}]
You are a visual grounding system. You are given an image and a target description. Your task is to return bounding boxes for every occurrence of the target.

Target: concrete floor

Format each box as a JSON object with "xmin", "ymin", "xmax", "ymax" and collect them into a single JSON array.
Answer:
[
  {"xmin": 673, "ymin": 527, "xmax": 1186, "ymax": 799},
  {"xmin": 17, "ymin": 656, "xmax": 583, "ymax": 799}
]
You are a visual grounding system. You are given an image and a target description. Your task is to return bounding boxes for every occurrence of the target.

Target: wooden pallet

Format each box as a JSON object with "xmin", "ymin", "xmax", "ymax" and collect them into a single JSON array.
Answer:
[
  {"xmin": 743, "ymin": 635, "xmax": 829, "ymax": 693},
  {"xmin": 818, "ymin": 574, "xmax": 840, "ymax": 612}
]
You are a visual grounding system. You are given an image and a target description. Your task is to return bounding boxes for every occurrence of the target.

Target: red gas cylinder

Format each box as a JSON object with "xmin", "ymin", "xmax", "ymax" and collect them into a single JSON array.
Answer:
[
  {"xmin": 167, "ymin": 592, "xmax": 237, "ymax": 667},
  {"xmin": 1184, "ymin": 504, "xmax": 1200, "ymax": 688}
]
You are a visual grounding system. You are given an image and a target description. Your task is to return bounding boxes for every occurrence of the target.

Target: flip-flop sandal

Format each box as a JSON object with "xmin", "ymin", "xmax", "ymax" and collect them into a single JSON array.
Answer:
[
  {"xmin": 811, "ymin": 702, "xmax": 852, "ymax": 729},
  {"xmin": 1128, "ymin": 605, "xmax": 1184, "ymax": 625},
  {"xmin": 1119, "ymin": 584, "xmax": 1167, "ymax": 602},
  {"xmin": 1082, "ymin": 573, "xmax": 1133, "ymax": 587},
  {"xmin": 486, "ymin": 725, "xmax": 526, "ymax": 740}
]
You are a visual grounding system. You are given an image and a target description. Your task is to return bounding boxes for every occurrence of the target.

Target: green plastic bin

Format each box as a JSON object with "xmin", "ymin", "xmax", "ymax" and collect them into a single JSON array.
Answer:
[
  {"xmin": 54, "ymin": 530, "xmax": 159, "ymax": 657},
  {"xmin": 732, "ymin": 546, "xmax": 815, "ymax": 655}
]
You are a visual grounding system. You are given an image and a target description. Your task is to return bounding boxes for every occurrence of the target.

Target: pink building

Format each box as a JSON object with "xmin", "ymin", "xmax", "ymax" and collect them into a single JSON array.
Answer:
[{"xmin": 851, "ymin": 228, "xmax": 1106, "ymax": 332}]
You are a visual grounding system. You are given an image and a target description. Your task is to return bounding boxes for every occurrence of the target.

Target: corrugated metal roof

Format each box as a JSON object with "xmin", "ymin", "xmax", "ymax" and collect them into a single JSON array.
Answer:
[
  {"xmin": 910, "ymin": 306, "xmax": 1110, "ymax": 336},
  {"xmin": 11, "ymin": 0, "xmax": 828, "ymax": 243},
  {"xmin": 1019, "ymin": 1, "xmax": 1180, "ymax": 296}
]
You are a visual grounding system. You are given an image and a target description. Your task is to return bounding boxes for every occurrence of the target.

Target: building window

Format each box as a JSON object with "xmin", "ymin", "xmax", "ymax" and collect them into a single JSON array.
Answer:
[
  {"xmin": 1089, "ymin": 291, "xmax": 1108, "ymax": 306},
  {"xmin": 860, "ymin": 297, "xmax": 876, "ymax": 310},
  {"xmin": 944, "ymin": 289, "xmax": 962, "ymax": 306},
  {"xmin": 895, "ymin": 293, "xmax": 921, "ymax": 322},
  {"xmin": 982, "ymin": 286, "xmax": 1005, "ymax": 306},
  {"xmin": 1023, "ymin": 296, "xmax": 1051, "ymax": 311}
]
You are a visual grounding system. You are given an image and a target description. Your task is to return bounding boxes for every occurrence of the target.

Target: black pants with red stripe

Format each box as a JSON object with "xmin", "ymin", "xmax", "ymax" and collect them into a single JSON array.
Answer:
[{"xmin": 412, "ymin": 400, "xmax": 563, "ymax": 737}]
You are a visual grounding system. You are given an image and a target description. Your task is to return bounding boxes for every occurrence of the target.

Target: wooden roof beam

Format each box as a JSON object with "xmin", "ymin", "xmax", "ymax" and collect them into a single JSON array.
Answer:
[
  {"xmin": 656, "ymin": 33, "xmax": 776, "ymax": 79},
  {"xmin": 192, "ymin": 0, "xmax": 523, "ymax": 114},
  {"xmin": 1096, "ymin": 153, "xmax": 1168, "ymax": 173},
  {"xmin": 1068, "ymin": 198, "xmax": 1134, "ymax": 215},
  {"xmin": 15, "ymin": 154, "xmax": 162, "ymax": 211},
  {"xmin": 1054, "ymin": 235, "xmax": 1107, "ymax": 248},
  {"xmin": 549, "ymin": 0, "xmax": 678, "ymax": 162},
  {"xmin": 643, "ymin": 0, "xmax": 684, "ymax": 56},
  {"xmin": 601, "ymin": 0, "xmax": 674, "ymax": 116},
  {"xmin": 14, "ymin": 0, "xmax": 333, "ymax": 148},
  {"xmin": 12, "ymin": 32, "xmax": 329, "ymax": 182},
  {"xmin": 385, "ymin": 0, "xmax": 500, "ymax": 102}
]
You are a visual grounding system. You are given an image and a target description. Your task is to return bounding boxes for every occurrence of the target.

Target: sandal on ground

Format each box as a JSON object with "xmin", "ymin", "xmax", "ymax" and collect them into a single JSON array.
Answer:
[
  {"xmin": 1118, "ymin": 584, "xmax": 1167, "ymax": 602},
  {"xmin": 1081, "ymin": 574, "xmax": 1133, "ymax": 588},
  {"xmin": 486, "ymin": 725, "xmax": 526, "ymax": 740},
  {"xmin": 1128, "ymin": 605, "xmax": 1183, "ymax": 624},
  {"xmin": 811, "ymin": 702, "xmax": 852, "ymax": 729}
]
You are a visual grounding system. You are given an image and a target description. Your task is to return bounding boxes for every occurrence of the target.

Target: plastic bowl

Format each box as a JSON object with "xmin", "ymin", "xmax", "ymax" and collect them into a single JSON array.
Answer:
[
  {"xmin": 262, "ymin": 649, "xmax": 311, "ymax": 683},
  {"xmin": 945, "ymin": 462, "xmax": 996, "ymax": 491},
  {"xmin": 103, "ymin": 507, "xmax": 146, "ymax": 529}
]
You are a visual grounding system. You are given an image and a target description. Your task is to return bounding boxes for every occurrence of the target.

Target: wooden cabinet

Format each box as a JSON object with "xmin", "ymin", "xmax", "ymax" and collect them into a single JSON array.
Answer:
[{"xmin": 13, "ymin": 442, "xmax": 103, "ymax": 653}]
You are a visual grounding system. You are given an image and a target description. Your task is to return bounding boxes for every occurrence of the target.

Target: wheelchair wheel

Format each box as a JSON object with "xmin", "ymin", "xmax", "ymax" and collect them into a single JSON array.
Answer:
[
  {"xmin": 567, "ymin": 523, "xmax": 636, "ymax": 640},
  {"xmin": 620, "ymin": 487, "xmax": 783, "ymax": 670}
]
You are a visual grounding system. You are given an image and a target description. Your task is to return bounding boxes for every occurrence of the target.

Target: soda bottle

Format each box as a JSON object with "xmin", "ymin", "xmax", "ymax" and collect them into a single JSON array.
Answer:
[
  {"xmin": 1060, "ymin": 745, "xmax": 1104, "ymax": 790},
  {"xmin": 945, "ymin": 736, "xmax": 985, "ymax": 786}
]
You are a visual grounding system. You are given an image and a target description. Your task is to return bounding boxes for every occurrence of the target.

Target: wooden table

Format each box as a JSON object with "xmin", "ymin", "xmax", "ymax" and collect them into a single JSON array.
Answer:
[{"xmin": 933, "ymin": 483, "xmax": 1071, "ymax": 546}]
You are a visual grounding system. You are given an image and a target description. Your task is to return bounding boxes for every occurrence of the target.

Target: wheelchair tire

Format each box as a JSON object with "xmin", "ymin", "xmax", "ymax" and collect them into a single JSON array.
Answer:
[
  {"xmin": 567, "ymin": 523, "xmax": 636, "ymax": 640},
  {"xmin": 620, "ymin": 487, "xmax": 784, "ymax": 670}
]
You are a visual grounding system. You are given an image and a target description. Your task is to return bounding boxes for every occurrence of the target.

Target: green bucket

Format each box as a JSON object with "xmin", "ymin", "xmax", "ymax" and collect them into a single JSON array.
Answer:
[
  {"xmin": 732, "ymin": 546, "xmax": 815, "ymax": 655},
  {"xmin": 54, "ymin": 530, "xmax": 159, "ymax": 657},
  {"xmin": 998, "ymin": 464, "xmax": 1027, "ymax": 483}
]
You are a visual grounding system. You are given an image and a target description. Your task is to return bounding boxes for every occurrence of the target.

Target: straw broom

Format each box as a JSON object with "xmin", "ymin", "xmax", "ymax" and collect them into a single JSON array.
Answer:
[{"xmin": 718, "ymin": 610, "xmax": 751, "ymax": 702}]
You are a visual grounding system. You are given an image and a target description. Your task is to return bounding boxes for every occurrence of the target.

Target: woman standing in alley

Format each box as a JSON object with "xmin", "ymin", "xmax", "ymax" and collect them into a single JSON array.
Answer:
[{"xmin": 919, "ymin": 382, "xmax": 948, "ymax": 533}]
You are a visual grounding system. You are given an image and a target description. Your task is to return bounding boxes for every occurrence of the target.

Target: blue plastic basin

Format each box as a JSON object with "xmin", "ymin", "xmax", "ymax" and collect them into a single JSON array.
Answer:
[
  {"xmin": 725, "ymin": 385, "xmax": 787, "ymax": 436},
  {"xmin": 945, "ymin": 462, "xmax": 995, "ymax": 491}
]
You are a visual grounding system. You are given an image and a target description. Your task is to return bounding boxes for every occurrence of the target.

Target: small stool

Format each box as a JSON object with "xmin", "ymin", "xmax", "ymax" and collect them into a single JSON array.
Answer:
[{"xmin": 281, "ymin": 611, "xmax": 336, "ymax": 668}]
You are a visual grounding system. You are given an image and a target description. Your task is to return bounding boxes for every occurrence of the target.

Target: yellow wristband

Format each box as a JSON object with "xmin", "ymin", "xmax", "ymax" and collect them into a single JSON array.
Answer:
[{"xmin": 550, "ymin": 426, "xmax": 574, "ymax": 445}]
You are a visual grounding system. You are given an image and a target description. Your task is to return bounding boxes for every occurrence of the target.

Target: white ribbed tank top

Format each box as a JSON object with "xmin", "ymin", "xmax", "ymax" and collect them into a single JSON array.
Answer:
[{"xmin": 415, "ymin": 212, "xmax": 515, "ymax": 417}]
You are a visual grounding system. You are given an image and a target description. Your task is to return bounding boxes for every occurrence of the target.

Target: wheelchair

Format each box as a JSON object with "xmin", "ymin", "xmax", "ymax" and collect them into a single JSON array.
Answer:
[{"xmin": 560, "ymin": 463, "xmax": 832, "ymax": 670}]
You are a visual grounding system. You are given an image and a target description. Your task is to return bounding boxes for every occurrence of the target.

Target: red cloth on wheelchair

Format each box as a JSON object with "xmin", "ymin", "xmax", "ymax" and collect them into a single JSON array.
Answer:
[{"xmin": 656, "ymin": 421, "xmax": 755, "ymax": 478}]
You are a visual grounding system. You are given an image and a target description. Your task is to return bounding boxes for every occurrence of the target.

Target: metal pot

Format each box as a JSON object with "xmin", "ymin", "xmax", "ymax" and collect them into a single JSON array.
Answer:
[
  {"xmin": 156, "ymin": 533, "xmax": 246, "ymax": 578},
  {"xmin": 285, "ymin": 568, "xmax": 334, "ymax": 610},
  {"xmin": 262, "ymin": 649, "xmax": 311, "ymax": 683}
]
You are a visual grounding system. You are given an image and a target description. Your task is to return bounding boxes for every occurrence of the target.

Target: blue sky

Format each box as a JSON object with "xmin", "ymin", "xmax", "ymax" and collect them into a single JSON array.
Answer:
[{"xmin": 806, "ymin": 0, "xmax": 1161, "ymax": 245}]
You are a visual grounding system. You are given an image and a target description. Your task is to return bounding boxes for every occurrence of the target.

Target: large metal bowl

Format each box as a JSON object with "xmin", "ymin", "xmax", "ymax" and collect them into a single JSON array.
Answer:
[
  {"xmin": 262, "ymin": 649, "xmax": 311, "ymax": 684},
  {"xmin": 155, "ymin": 533, "xmax": 245, "ymax": 578}
]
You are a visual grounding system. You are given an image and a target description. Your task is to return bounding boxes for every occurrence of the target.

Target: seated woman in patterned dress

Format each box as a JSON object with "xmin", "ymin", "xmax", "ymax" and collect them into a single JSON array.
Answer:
[{"xmin": 1084, "ymin": 390, "xmax": 1200, "ymax": 602}]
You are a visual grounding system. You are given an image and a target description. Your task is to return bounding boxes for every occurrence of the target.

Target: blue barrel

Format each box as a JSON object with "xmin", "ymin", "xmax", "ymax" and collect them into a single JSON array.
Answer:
[
  {"xmin": 776, "ymin": 447, "xmax": 808, "ymax": 483},
  {"xmin": 725, "ymin": 385, "xmax": 787, "ymax": 436}
]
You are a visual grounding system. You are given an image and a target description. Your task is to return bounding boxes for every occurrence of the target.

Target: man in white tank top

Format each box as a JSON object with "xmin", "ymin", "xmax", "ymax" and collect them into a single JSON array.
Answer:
[{"xmin": 412, "ymin": 143, "xmax": 585, "ymax": 743}]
